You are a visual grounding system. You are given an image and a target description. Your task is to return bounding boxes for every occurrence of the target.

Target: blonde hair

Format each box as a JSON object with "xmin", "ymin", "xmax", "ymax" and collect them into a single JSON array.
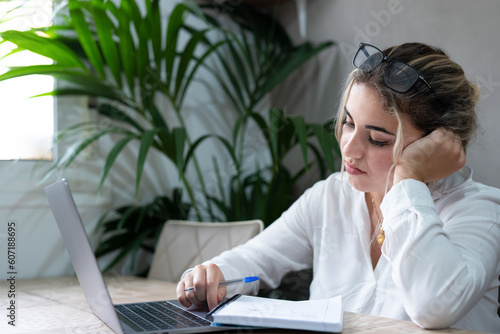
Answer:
[{"xmin": 335, "ymin": 42, "xmax": 480, "ymax": 174}]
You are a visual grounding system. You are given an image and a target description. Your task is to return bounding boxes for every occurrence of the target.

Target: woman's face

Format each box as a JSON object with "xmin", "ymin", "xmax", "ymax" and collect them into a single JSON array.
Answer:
[{"xmin": 340, "ymin": 83, "xmax": 424, "ymax": 194}]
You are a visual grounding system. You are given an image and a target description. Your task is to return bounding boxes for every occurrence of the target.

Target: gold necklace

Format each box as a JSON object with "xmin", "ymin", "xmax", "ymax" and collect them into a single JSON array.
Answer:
[{"xmin": 370, "ymin": 193, "xmax": 385, "ymax": 244}]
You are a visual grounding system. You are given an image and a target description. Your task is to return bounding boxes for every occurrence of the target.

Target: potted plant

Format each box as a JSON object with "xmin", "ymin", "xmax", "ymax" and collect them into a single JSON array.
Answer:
[
  {"xmin": 0, "ymin": 0, "xmax": 338, "ymax": 274},
  {"xmin": 187, "ymin": 3, "xmax": 339, "ymax": 225}
]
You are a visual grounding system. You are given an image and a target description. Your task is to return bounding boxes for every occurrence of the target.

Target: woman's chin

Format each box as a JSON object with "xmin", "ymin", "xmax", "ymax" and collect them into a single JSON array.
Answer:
[{"xmin": 347, "ymin": 174, "xmax": 391, "ymax": 194}]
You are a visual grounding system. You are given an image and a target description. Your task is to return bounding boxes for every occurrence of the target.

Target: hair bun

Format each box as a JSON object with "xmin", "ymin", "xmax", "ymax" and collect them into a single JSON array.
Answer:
[{"xmin": 469, "ymin": 82, "xmax": 481, "ymax": 106}]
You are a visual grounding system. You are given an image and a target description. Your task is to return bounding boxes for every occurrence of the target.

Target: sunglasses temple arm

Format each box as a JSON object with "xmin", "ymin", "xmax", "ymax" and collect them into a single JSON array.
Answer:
[
  {"xmin": 419, "ymin": 75, "xmax": 436, "ymax": 93},
  {"xmin": 419, "ymin": 75, "xmax": 446, "ymax": 107}
]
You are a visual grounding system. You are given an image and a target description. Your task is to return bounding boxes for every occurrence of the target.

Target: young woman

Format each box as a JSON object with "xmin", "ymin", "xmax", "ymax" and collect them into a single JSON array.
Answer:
[{"xmin": 176, "ymin": 43, "xmax": 500, "ymax": 333}]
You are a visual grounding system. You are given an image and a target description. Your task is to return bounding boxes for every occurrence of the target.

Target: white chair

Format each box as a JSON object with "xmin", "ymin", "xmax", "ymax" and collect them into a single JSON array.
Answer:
[{"xmin": 148, "ymin": 219, "xmax": 264, "ymax": 282}]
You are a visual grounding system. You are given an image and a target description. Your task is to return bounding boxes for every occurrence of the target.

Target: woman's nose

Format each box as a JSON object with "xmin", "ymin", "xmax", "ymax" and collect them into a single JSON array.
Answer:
[{"xmin": 342, "ymin": 132, "xmax": 363, "ymax": 159}]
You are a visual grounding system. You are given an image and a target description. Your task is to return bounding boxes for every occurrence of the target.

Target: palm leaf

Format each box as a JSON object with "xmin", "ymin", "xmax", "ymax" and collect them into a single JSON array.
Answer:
[
  {"xmin": 165, "ymin": 4, "xmax": 187, "ymax": 92},
  {"xmin": 182, "ymin": 134, "xmax": 211, "ymax": 173},
  {"xmin": 174, "ymin": 28, "xmax": 210, "ymax": 99},
  {"xmin": 30, "ymin": 68, "xmax": 129, "ymax": 102},
  {"xmin": 120, "ymin": 0, "xmax": 142, "ymax": 32},
  {"xmin": 135, "ymin": 129, "xmax": 159, "ymax": 197},
  {"xmin": 0, "ymin": 65, "xmax": 85, "ymax": 81},
  {"xmin": 306, "ymin": 142, "xmax": 327, "ymax": 179},
  {"xmin": 0, "ymin": 30, "xmax": 85, "ymax": 68},
  {"xmin": 290, "ymin": 116, "xmax": 309, "ymax": 169},
  {"xmin": 98, "ymin": 103, "xmax": 145, "ymax": 132},
  {"xmin": 177, "ymin": 40, "xmax": 227, "ymax": 108},
  {"xmin": 226, "ymin": 38, "xmax": 252, "ymax": 103},
  {"xmin": 34, "ymin": 87, "xmax": 123, "ymax": 104},
  {"xmin": 233, "ymin": 111, "xmax": 270, "ymax": 148},
  {"xmin": 136, "ymin": 21, "xmax": 150, "ymax": 87},
  {"xmin": 116, "ymin": 8, "xmax": 136, "ymax": 96},
  {"xmin": 104, "ymin": 1, "xmax": 119, "ymax": 19},
  {"xmin": 213, "ymin": 43, "xmax": 248, "ymax": 111},
  {"xmin": 92, "ymin": 0, "xmax": 122, "ymax": 87},
  {"xmin": 211, "ymin": 157, "xmax": 227, "ymax": 206},
  {"xmin": 146, "ymin": 0, "xmax": 162, "ymax": 72},
  {"xmin": 255, "ymin": 42, "xmax": 333, "ymax": 102},
  {"xmin": 268, "ymin": 109, "xmax": 283, "ymax": 165},
  {"xmin": 195, "ymin": 63, "xmax": 244, "ymax": 115},
  {"xmin": 310, "ymin": 124, "xmax": 337, "ymax": 173},
  {"xmin": 68, "ymin": 0, "xmax": 105, "ymax": 77},
  {"xmin": 99, "ymin": 136, "xmax": 135, "ymax": 192},
  {"xmin": 40, "ymin": 129, "xmax": 112, "ymax": 183},
  {"xmin": 172, "ymin": 127, "xmax": 186, "ymax": 178}
]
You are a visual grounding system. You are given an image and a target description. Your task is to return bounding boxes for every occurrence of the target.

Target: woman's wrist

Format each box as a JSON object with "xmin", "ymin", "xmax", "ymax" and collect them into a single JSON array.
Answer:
[{"xmin": 394, "ymin": 165, "xmax": 427, "ymax": 185}]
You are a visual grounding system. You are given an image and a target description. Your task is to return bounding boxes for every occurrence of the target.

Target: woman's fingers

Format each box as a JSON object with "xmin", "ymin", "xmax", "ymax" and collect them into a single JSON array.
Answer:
[
  {"xmin": 205, "ymin": 263, "xmax": 227, "ymax": 311},
  {"xmin": 394, "ymin": 128, "xmax": 465, "ymax": 184},
  {"xmin": 176, "ymin": 263, "xmax": 226, "ymax": 311}
]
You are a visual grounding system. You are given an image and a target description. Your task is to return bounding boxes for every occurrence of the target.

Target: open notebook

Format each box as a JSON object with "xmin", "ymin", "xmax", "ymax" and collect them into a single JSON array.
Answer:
[{"xmin": 210, "ymin": 294, "xmax": 343, "ymax": 332}]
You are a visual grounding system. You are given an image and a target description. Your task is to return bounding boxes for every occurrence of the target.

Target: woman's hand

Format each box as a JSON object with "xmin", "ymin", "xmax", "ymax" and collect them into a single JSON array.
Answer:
[
  {"xmin": 176, "ymin": 263, "xmax": 226, "ymax": 311},
  {"xmin": 394, "ymin": 128, "xmax": 466, "ymax": 185}
]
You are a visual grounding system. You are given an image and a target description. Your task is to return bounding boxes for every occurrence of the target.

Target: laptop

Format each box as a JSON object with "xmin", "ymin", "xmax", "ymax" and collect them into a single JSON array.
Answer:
[{"xmin": 44, "ymin": 179, "xmax": 235, "ymax": 334}]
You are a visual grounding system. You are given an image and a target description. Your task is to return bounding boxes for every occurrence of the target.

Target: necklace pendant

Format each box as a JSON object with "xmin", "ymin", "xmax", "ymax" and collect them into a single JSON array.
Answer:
[
  {"xmin": 370, "ymin": 193, "xmax": 384, "ymax": 245},
  {"xmin": 377, "ymin": 233, "xmax": 385, "ymax": 245}
]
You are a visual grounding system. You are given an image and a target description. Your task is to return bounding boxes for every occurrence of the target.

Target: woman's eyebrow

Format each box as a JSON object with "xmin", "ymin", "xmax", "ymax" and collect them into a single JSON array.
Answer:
[
  {"xmin": 366, "ymin": 124, "xmax": 395, "ymax": 136},
  {"xmin": 344, "ymin": 106, "xmax": 395, "ymax": 136},
  {"xmin": 344, "ymin": 107, "xmax": 352, "ymax": 119}
]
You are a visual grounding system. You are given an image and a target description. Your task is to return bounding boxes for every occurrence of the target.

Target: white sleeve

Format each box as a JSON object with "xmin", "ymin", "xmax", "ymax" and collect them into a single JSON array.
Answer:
[
  {"xmin": 202, "ymin": 183, "xmax": 321, "ymax": 296},
  {"xmin": 380, "ymin": 179, "xmax": 500, "ymax": 329}
]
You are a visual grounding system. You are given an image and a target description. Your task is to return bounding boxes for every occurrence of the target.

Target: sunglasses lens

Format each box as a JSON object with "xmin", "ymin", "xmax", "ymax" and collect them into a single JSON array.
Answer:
[
  {"xmin": 354, "ymin": 45, "xmax": 383, "ymax": 71},
  {"xmin": 353, "ymin": 44, "xmax": 440, "ymax": 102},
  {"xmin": 385, "ymin": 62, "xmax": 419, "ymax": 93}
]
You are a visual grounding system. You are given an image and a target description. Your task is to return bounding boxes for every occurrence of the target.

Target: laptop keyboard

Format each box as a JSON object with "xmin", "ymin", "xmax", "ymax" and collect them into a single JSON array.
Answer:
[{"xmin": 115, "ymin": 301, "xmax": 212, "ymax": 331}]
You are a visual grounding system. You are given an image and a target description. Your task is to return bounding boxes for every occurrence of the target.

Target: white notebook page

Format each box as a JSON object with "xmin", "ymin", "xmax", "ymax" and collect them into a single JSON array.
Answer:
[{"xmin": 212, "ymin": 295, "xmax": 343, "ymax": 332}]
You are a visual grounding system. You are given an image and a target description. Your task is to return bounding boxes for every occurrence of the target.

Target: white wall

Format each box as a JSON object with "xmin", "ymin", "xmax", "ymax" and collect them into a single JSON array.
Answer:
[
  {"xmin": 274, "ymin": 0, "xmax": 500, "ymax": 189},
  {"xmin": 0, "ymin": 96, "xmax": 114, "ymax": 279}
]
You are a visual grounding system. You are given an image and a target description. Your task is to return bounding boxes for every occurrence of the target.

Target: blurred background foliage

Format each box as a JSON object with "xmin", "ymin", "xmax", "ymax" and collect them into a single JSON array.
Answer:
[{"xmin": 0, "ymin": 0, "xmax": 339, "ymax": 274}]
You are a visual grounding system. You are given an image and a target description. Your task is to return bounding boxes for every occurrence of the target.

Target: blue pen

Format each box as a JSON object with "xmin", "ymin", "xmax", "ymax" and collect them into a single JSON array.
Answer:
[{"xmin": 184, "ymin": 276, "xmax": 259, "ymax": 291}]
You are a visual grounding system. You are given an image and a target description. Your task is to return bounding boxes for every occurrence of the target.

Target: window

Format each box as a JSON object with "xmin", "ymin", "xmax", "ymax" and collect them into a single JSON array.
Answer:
[{"xmin": 0, "ymin": 0, "xmax": 54, "ymax": 160}]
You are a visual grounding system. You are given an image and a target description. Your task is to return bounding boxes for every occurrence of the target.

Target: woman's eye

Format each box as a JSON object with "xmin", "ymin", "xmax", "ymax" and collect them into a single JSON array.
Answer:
[
  {"xmin": 342, "ymin": 120, "xmax": 354, "ymax": 128},
  {"xmin": 369, "ymin": 137, "xmax": 389, "ymax": 147}
]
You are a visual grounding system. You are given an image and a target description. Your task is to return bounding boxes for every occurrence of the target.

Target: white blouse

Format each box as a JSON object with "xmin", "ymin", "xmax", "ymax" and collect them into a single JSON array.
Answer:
[{"xmin": 205, "ymin": 166, "xmax": 500, "ymax": 333}]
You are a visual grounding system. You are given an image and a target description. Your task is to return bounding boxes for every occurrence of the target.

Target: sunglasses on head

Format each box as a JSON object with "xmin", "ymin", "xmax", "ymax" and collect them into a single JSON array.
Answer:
[{"xmin": 352, "ymin": 43, "xmax": 438, "ymax": 95}]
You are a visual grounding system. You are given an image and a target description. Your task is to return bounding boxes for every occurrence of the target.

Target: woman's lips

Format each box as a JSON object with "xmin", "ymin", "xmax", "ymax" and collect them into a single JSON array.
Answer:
[{"xmin": 345, "ymin": 161, "xmax": 366, "ymax": 175}]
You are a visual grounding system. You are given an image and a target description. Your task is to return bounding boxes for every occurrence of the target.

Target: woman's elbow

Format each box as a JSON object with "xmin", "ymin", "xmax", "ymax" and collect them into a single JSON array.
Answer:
[
  {"xmin": 412, "ymin": 315, "xmax": 458, "ymax": 330},
  {"xmin": 407, "ymin": 300, "xmax": 463, "ymax": 329}
]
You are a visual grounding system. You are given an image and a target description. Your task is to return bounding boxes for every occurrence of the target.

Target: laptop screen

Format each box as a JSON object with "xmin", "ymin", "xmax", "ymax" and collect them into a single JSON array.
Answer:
[{"xmin": 44, "ymin": 179, "xmax": 124, "ymax": 334}]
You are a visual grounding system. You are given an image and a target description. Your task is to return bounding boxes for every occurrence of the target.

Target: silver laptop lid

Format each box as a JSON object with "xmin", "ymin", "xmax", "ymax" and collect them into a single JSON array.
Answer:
[{"xmin": 44, "ymin": 179, "xmax": 124, "ymax": 334}]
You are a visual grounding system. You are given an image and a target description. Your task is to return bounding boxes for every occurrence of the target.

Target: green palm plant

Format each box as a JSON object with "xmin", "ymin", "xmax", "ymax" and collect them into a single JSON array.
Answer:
[
  {"xmin": 185, "ymin": 3, "xmax": 340, "ymax": 226},
  {"xmin": 185, "ymin": 108, "xmax": 339, "ymax": 226},
  {"xmin": 200, "ymin": 3, "xmax": 332, "ymax": 115},
  {"xmin": 0, "ymin": 0, "xmax": 217, "ymax": 217},
  {"xmin": 0, "ymin": 0, "xmax": 338, "ymax": 273},
  {"xmin": 1, "ymin": 0, "xmax": 222, "ymax": 273}
]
